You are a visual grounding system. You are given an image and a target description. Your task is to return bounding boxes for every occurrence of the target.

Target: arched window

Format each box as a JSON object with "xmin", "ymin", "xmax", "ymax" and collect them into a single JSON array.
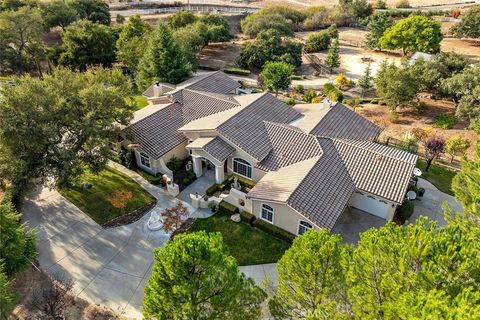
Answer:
[
  {"xmin": 140, "ymin": 152, "xmax": 151, "ymax": 168},
  {"xmin": 261, "ymin": 204, "xmax": 274, "ymax": 223},
  {"xmin": 298, "ymin": 220, "xmax": 313, "ymax": 235},
  {"xmin": 232, "ymin": 158, "xmax": 252, "ymax": 179}
]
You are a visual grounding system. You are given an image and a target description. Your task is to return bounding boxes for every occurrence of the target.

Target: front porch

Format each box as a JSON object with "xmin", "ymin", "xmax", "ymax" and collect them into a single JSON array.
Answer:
[{"xmin": 177, "ymin": 168, "xmax": 215, "ymax": 204}]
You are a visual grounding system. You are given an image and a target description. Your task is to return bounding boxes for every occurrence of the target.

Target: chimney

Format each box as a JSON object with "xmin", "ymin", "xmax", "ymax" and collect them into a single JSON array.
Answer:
[{"xmin": 152, "ymin": 82, "xmax": 162, "ymax": 97}]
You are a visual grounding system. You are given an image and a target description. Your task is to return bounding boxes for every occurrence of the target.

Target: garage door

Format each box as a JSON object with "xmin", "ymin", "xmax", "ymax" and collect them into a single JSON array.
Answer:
[{"xmin": 349, "ymin": 191, "xmax": 390, "ymax": 219}]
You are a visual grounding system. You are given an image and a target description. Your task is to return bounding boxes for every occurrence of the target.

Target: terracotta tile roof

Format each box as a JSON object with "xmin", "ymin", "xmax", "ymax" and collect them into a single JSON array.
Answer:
[
  {"xmin": 257, "ymin": 122, "xmax": 323, "ymax": 171},
  {"xmin": 203, "ymin": 137, "xmax": 236, "ymax": 163},
  {"xmin": 309, "ymin": 103, "xmax": 382, "ymax": 141},
  {"xmin": 127, "ymin": 102, "xmax": 185, "ymax": 159},
  {"xmin": 217, "ymin": 93, "xmax": 303, "ymax": 161},
  {"xmin": 331, "ymin": 139, "xmax": 418, "ymax": 204}
]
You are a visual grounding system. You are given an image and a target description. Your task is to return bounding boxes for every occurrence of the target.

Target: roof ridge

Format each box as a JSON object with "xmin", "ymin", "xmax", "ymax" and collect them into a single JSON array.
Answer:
[
  {"xmin": 182, "ymin": 88, "xmax": 240, "ymax": 105},
  {"xmin": 264, "ymin": 120, "xmax": 323, "ymax": 153},
  {"xmin": 184, "ymin": 70, "xmax": 221, "ymax": 88},
  {"xmin": 330, "ymin": 138, "xmax": 416, "ymax": 164}
]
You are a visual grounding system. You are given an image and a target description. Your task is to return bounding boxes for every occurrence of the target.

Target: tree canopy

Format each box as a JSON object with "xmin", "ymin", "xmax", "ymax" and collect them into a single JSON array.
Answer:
[
  {"xmin": 40, "ymin": 0, "xmax": 79, "ymax": 30},
  {"xmin": 451, "ymin": 6, "xmax": 480, "ymax": 39},
  {"xmin": 59, "ymin": 19, "xmax": 117, "ymax": 70},
  {"xmin": 270, "ymin": 219, "xmax": 480, "ymax": 318},
  {"xmin": 116, "ymin": 15, "xmax": 152, "ymax": 73},
  {"xmin": 260, "ymin": 61, "xmax": 294, "ymax": 96},
  {"xmin": 143, "ymin": 231, "xmax": 266, "ymax": 320},
  {"xmin": 0, "ymin": 263, "xmax": 15, "ymax": 320},
  {"xmin": 136, "ymin": 22, "xmax": 192, "ymax": 89},
  {"xmin": 239, "ymin": 29, "xmax": 302, "ymax": 69},
  {"xmin": 71, "ymin": 0, "xmax": 110, "ymax": 25},
  {"xmin": 0, "ymin": 7, "xmax": 45, "ymax": 75},
  {"xmin": 0, "ymin": 67, "xmax": 134, "ymax": 196},
  {"xmin": 325, "ymin": 39, "xmax": 341, "ymax": 73},
  {"xmin": 364, "ymin": 13, "xmax": 394, "ymax": 50},
  {"xmin": 0, "ymin": 200, "xmax": 36, "ymax": 276},
  {"xmin": 241, "ymin": 11, "xmax": 295, "ymax": 38},
  {"xmin": 380, "ymin": 15, "xmax": 442, "ymax": 55}
]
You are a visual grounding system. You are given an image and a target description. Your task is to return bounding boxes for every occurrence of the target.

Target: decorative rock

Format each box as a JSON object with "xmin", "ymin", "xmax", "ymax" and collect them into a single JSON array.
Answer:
[
  {"xmin": 82, "ymin": 182, "xmax": 92, "ymax": 189},
  {"xmin": 230, "ymin": 213, "xmax": 241, "ymax": 223}
]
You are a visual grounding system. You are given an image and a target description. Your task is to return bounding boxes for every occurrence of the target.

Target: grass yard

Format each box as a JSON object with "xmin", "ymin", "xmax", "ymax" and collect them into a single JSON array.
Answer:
[
  {"xmin": 188, "ymin": 212, "xmax": 291, "ymax": 265},
  {"xmin": 132, "ymin": 165, "xmax": 163, "ymax": 185},
  {"xmin": 59, "ymin": 167, "xmax": 156, "ymax": 225},
  {"xmin": 128, "ymin": 95, "xmax": 149, "ymax": 111},
  {"xmin": 416, "ymin": 159, "xmax": 458, "ymax": 196}
]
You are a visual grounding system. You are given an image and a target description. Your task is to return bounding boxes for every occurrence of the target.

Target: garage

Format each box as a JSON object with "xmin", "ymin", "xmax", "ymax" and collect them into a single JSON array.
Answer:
[{"xmin": 349, "ymin": 191, "xmax": 391, "ymax": 219}]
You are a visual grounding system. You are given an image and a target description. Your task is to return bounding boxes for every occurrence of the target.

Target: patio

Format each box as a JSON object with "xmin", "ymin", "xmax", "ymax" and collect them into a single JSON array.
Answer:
[{"xmin": 177, "ymin": 168, "xmax": 215, "ymax": 204}]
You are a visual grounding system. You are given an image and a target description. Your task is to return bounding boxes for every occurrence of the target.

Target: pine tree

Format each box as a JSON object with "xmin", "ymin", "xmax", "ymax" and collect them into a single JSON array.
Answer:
[
  {"xmin": 136, "ymin": 22, "xmax": 192, "ymax": 90},
  {"xmin": 325, "ymin": 39, "xmax": 340, "ymax": 74},
  {"xmin": 358, "ymin": 63, "xmax": 373, "ymax": 96},
  {"xmin": 0, "ymin": 263, "xmax": 15, "ymax": 320}
]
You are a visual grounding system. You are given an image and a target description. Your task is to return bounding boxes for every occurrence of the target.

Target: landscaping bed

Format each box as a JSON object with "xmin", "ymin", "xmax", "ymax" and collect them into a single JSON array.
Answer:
[
  {"xmin": 416, "ymin": 158, "xmax": 457, "ymax": 196},
  {"xmin": 188, "ymin": 210, "xmax": 291, "ymax": 265},
  {"xmin": 58, "ymin": 167, "xmax": 156, "ymax": 225}
]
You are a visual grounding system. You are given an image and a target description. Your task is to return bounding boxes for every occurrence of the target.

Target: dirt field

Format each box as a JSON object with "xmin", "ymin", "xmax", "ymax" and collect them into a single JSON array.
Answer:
[
  {"xmin": 357, "ymin": 98, "xmax": 478, "ymax": 159},
  {"xmin": 254, "ymin": 0, "xmax": 476, "ymax": 8},
  {"xmin": 10, "ymin": 266, "xmax": 123, "ymax": 320}
]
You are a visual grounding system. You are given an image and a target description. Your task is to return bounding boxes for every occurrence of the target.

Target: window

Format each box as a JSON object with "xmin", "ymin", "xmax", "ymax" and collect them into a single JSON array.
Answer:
[
  {"xmin": 261, "ymin": 204, "xmax": 274, "ymax": 223},
  {"xmin": 298, "ymin": 220, "xmax": 313, "ymax": 235},
  {"xmin": 140, "ymin": 152, "xmax": 151, "ymax": 168},
  {"xmin": 232, "ymin": 158, "xmax": 252, "ymax": 179}
]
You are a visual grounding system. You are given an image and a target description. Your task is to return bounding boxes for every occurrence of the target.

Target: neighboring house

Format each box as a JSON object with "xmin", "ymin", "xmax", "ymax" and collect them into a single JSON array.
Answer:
[{"xmin": 124, "ymin": 71, "xmax": 417, "ymax": 235}]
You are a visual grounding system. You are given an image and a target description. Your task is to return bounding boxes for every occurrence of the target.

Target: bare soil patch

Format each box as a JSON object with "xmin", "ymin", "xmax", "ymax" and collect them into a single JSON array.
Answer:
[
  {"xmin": 441, "ymin": 38, "xmax": 480, "ymax": 62},
  {"xmin": 10, "ymin": 265, "xmax": 123, "ymax": 320},
  {"xmin": 199, "ymin": 42, "xmax": 242, "ymax": 69},
  {"xmin": 357, "ymin": 98, "xmax": 478, "ymax": 159}
]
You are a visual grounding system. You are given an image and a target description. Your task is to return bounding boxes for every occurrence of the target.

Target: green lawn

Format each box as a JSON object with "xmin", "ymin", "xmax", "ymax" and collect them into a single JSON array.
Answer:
[
  {"xmin": 416, "ymin": 159, "xmax": 457, "ymax": 196},
  {"xmin": 188, "ymin": 212, "xmax": 291, "ymax": 265},
  {"xmin": 58, "ymin": 167, "xmax": 156, "ymax": 224},
  {"xmin": 127, "ymin": 95, "xmax": 149, "ymax": 111},
  {"xmin": 132, "ymin": 165, "xmax": 163, "ymax": 185}
]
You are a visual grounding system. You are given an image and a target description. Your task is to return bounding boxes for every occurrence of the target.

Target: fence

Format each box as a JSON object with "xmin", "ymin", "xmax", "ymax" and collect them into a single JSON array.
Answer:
[
  {"xmin": 302, "ymin": 51, "xmax": 330, "ymax": 75},
  {"xmin": 110, "ymin": 1, "xmax": 259, "ymax": 15},
  {"xmin": 380, "ymin": 136, "xmax": 462, "ymax": 171}
]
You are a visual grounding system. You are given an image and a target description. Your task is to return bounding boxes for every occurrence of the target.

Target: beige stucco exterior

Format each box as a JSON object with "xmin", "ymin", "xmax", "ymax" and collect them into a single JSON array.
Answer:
[
  {"xmin": 134, "ymin": 142, "xmax": 188, "ymax": 177},
  {"xmin": 250, "ymin": 199, "xmax": 319, "ymax": 235}
]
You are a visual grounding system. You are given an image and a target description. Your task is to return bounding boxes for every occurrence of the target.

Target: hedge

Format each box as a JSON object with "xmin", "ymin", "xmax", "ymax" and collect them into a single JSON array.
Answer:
[
  {"xmin": 254, "ymin": 219, "xmax": 296, "ymax": 243},
  {"xmin": 206, "ymin": 184, "xmax": 219, "ymax": 196},
  {"xmin": 220, "ymin": 175, "xmax": 256, "ymax": 191},
  {"xmin": 240, "ymin": 211, "xmax": 255, "ymax": 225},
  {"xmin": 398, "ymin": 200, "xmax": 414, "ymax": 220},
  {"xmin": 219, "ymin": 200, "xmax": 239, "ymax": 215},
  {"xmin": 224, "ymin": 68, "xmax": 251, "ymax": 76}
]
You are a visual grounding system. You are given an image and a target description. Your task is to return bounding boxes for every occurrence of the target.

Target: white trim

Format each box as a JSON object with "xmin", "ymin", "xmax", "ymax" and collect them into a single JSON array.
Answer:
[
  {"xmin": 297, "ymin": 220, "xmax": 313, "ymax": 235},
  {"xmin": 139, "ymin": 152, "xmax": 151, "ymax": 169},
  {"xmin": 232, "ymin": 157, "xmax": 253, "ymax": 180},
  {"xmin": 260, "ymin": 203, "xmax": 274, "ymax": 224}
]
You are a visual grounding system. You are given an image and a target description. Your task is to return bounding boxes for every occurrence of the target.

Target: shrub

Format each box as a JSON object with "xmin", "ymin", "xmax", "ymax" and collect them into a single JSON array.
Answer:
[
  {"xmin": 398, "ymin": 200, "xmax": 414, "ymax": 220},
  {"xmin": 322, "ymin": 82, "xmax": 336, "ymax": 94},
  {"xmin": 285, "ymin": 97, "xmax": 296, "ymax": 106},
  {"xmin": 327, "ymin": 89, "xmax": 344, "ymax": 102},
  {"xmin": 303, "ymin": 89, "xmax": 317, "ymax": 103},
  {"xmin": 223, "ymin": 68, "xmax": 251, "ymax": 75},
  {"xmin": 167, "ymin": 156, "xmax": 183, "ymax": 172},
  {"xmin": 254, "ymin": 219, "xmax": 296, "ymax": 243},
  {"xmin": 182, "ymin": 170, "xmax": 196, "ymax": 187},
  {"xmin": 434, "ymin": 114, "xmax": 456, "ymax": 129},
  {"xmin": 206, "ymin": 184, "xmax": 219, "ymax": 196},
  {"xmin": 290, "ymin": 75, "xmax": 304, "ymax": 80},
  {"xmin": 294, "ymin": 84, "xmax": 304, "ymax": 94},
  {"xmin": 240, "ymin": 211, "xmax": 255, "ymax": 225},
  {"xmin": 218, "ymin": 200, "xmax": 238, "ymax": 215},
  {"xmin": 304, "ymin": 30, "xmax": 331, "ymax": 53},
  {"xmin": 395, "ymin": 0, "xmax": 410, "ymax": 8}
]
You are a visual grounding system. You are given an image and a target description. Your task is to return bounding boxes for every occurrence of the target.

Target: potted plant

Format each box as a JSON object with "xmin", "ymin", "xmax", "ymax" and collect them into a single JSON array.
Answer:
[{"xmin": 208, "ymin": 202, "xmax": 217, "ymax": 213}]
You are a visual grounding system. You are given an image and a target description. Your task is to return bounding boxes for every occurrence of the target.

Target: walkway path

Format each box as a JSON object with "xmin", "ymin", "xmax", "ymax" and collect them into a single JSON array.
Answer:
[{"xmin": 21, "ymin": 163, "xmax": 271, "ymax": 319}]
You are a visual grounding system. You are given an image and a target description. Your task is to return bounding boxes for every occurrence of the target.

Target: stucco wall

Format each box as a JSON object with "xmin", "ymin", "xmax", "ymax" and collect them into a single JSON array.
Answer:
[
  {"xmin": 250, "ymin": 199, "xmax": 319, "ymax": 235},
  {"xmin": 182, "ymin": 130, "xmax": 218, "ymax": 141},
  {"xmin": 134, "ymin": 142, "xmax": 188, "ymax": 176},
  {"xmin": 226, "ymin": 148, "xmax": 266, "ymax": 183}
]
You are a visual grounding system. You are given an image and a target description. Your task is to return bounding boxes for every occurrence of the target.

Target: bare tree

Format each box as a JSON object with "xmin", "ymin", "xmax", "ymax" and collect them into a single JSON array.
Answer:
[{"xmin": 32, "ymin": 272, "xmax": 74, "ymax": 320}]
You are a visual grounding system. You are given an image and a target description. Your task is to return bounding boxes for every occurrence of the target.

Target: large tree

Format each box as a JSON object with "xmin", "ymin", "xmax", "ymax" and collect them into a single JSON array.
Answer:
[
  {"xmin": 260, "ymin": 61, "xmax": 294, "ymax": 96},
  {"xmin": 71, "ymin": 0, "xmax": 110, "ymax": 25},
  {"xmin": 0, "ymin": 201, "xmax": 36, "ymax": 276},
  {"xmin": 40, "ymin": 0, "xmax": 79, "ymax": 30},
  {"xmin": 364, "ymin": 12, "xmax": 394, "ymax": 50},
  {"xmin": 375, "ymin": 60, "xmax": 419, "ymax": 111},
  {"xmin": 0, "ymin": 7, "xmax": 45, "ymax": 75},
  {"xmin": 0, "ymin": 67, "xmax": 134, "ymax": 196},
  {"xmin": 59, "ymin": 19, "xmax": 117, "ymax": 71},
  {"xmin": 451, "ymin": 6, "xmax": 480, "ymax": 39},
  {"xmin": 268, "ymin": 230, "xmax": 349, "ymax": 319},
  {"xmin": 325, "ymin": 39, "xmax": 340, "ymax": 73},
  {"xmin": 137, "ymin": 22, "xmax": 192, "ymax": 89},
  {"xmin": 143, "ymin": 231, "xmax": 266, "ymax": 320},
  {"xmin": 116, "ymin": 15, "xmax": 152, "ymax": 73},
  {"xmin": 239, "ymin": 28, "xmax": 302, "ymax": 70},
  {"xmin": 380, "ymin": 15, "xmax": 442, "ymax": 55}
]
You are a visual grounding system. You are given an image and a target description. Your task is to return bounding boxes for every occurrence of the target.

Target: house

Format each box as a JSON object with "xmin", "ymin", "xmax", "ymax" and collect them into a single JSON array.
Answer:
[{"xmin": 124, "ymin": 71, "xmax": 417, "ymax": 235}]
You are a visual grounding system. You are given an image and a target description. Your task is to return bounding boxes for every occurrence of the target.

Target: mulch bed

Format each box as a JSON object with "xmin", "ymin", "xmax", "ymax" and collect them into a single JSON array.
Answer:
[{"xmin": 102, "ymin": 201, "xmax": 157, "ymax": 229}]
